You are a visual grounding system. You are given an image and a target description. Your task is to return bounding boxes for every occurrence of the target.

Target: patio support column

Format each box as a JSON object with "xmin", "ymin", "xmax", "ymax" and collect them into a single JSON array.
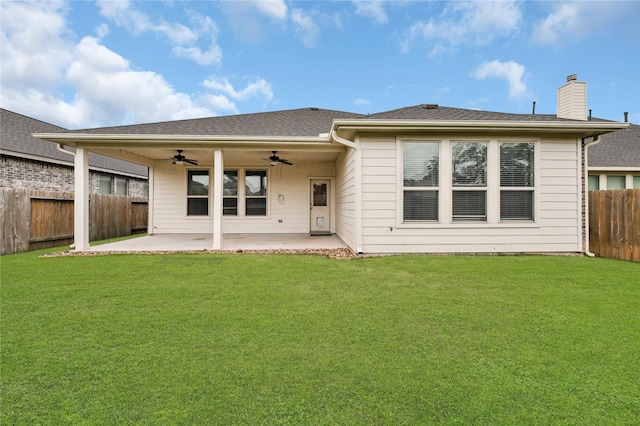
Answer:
[
  {"xmin": 212, "ymin": 149, "xmax": 223, "ymax": 249},
  {"xmin": 74, "ymin": 147, "xmax": 90, "ymax": 251}
]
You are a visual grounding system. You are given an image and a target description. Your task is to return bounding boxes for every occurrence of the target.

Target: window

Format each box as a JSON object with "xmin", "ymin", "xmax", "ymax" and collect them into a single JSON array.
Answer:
[
  {"xmin": 634, "ymin": 176, "xmax": 640, "ymax": 189},
  {"xmin": 403, "ymin": 141, "xmax": 439, "ymax": 221},
  {"xmin": 500, "ymin": 143, "xmax": 534, "ymax": 221},
  {"xmin": 452, "ymin": 142, "xmax": 487, "ymax": 221},
  {"xmin": 607, "ymin": 175, "xmax": 625, "ymax": 190},
  {"xmin": 223, "ymin": 171, "xmax": 238, "ymax": 216},
  {"xmin": 245, "ymin": 170, "xmax": 267, "ymax": 216},
  {"xmin": 223, "ymin": 169, "xmax": 268, "ymax": 217},
  {"xmin": 142, "ymin": 182, "xmax": 149, "ymax": 198},
  {"xmin": 187, "ymin": 170, "xmax": 209, "ymax": 216},
  {"xmin": 115, "ymin": 177, "xmax": 128, "ymax": 195},
  {"xmin": 588, "ymin": 175, "xmax": 600, "ymax": 191},
  {"xmin": 99, "ymin": 175, "xmax": 112, "ymax": 194}
]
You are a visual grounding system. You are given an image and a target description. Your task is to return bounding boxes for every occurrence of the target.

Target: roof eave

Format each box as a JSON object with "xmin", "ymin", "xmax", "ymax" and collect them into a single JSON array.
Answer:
[
  {"xmin": 31, "ymin": 133, "xmax": 332, "ymax": 147},
  {"xmin": 332, "ymin": 119, "xmax": 630, "ymax": 139}
]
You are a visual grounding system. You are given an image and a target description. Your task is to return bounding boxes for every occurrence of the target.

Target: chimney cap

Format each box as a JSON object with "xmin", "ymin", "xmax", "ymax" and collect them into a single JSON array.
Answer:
[{"xmin": 566, "ymin": 74, "xmax": 577, "ymax": 82}]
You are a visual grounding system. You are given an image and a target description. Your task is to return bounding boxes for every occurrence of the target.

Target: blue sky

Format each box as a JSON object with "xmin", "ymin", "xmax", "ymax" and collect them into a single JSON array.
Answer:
[{"xmin": 1, "ymin": 1, "xmax": 638, "ymax": 129}]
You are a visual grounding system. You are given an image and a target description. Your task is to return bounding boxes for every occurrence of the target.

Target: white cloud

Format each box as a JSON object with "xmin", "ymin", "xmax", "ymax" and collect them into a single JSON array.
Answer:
[
  {"xmin": 0, "ymin": 1, "xmax": 73, "ymax": 91},
  {"xmin": 471, "ymin": 60, "xmax": 528, "ymax": 99},
  {"xmin": 65, "ymin": 36, "xmax": 212, "ymax": 126},
  {"xmin": 354, "ymin": 98, "xmax": 371, "ymax": 106},
  {"xmin": 532, "ymin": 1, "xmax": 638, "ymax": 46},
  {"xmin": 201, "ymin": 94, "xmax": 238, "ymax": 114},
  {"xmin": 353, "ymin": 1, "xmax": 388, "ymax": 25},
  {"xmin": 97, "ymin": 0, "xmax": 222, "ymax": 66},
  {"xmin": 252, "ymin": 0, "xmax": 288, "ymax": 20},
  {"xmin": 202, "ymin": 76, "xmax": 274, "ymax": 102},
  {"xmin": 0, "ymin": 1, "xmax": 258, "ymax": 128},
  {"xmin": 402, "ymin": 1, "xmax": 521, "ymax": 55},
  {"xmin": 291, "ymin": 8, "xmax": 320, "ymax": 48}
]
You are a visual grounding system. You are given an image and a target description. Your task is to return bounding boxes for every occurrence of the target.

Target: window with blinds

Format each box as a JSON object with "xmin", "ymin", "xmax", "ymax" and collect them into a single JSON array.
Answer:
[
  {"xmin": 187, "ymin": 170, "xmax": 210, "ymax": 216},
  {"xmin": 223, "ymin": 170, "xmax": 238, "ymax": 216},
  {"xmin": 452, "ymin": 142, "xmax": 487, "ymax": 221},
  {"xmin": 403, "ymin": 141, "xmax": 439, "ymax": 221},
  {"xmin": 500, "ymin": 143, "xmax": 534, "ymax": 221},
  {"xmin": 245, "ymin": 170, "xmax": 267, "ymax": 216}
]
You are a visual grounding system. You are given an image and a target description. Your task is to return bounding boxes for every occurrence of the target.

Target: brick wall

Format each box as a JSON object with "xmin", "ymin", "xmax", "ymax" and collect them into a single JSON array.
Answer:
[{"xmin": 1, "ymin": 156, "xmax": 147, "ymax": 197}]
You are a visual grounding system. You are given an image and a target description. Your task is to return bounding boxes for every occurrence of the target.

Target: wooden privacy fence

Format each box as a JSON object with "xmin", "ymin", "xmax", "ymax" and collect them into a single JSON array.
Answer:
[
  {"xmin": 1, "ymin": 188, "xmax": 148, "ymax": 255},
  {"xmin": 589, "ymin": 189, "xmax": 640, "ymax": 262}
]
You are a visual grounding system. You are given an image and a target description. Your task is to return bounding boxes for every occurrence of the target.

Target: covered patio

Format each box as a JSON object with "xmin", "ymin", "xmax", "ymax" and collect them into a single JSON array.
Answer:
[{"xmin": 89, "ymin": 233, "xmax": 348, "ymax": 253}]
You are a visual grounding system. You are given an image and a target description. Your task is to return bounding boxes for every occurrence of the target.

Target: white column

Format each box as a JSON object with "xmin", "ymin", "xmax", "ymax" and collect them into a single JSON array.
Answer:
[
  {"xmin": 212, "ymin": 149, "xmax": 223, "ymax": 249},
  {"xmin": 74, "ymin": 147, "xmax": 90, "ymax": 250}
]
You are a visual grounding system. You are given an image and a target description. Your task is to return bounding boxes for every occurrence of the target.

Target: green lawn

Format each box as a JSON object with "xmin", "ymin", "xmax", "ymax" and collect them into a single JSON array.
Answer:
[{"xmin": 2, "ymin": 250, "xmax": 638, "ymax": 425}]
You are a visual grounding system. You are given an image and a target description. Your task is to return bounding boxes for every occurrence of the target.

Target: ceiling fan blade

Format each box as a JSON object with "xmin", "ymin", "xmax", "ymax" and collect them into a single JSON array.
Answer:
[
  {"xmin": 184, "ymin": 159, "xmax": 198, "ymax": 165},
  {"xmin": 279, "ymin": 159, "xmax": 293, "ymax": 165}
]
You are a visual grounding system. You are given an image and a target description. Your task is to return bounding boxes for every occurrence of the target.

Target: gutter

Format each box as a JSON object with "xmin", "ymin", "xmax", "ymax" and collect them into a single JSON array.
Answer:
[
  {"xmin": 331, "ymin": 119, "xmax": 629, "ymax": 138},
  {"xmin": 583, "ymin": 136, "xmax": 602, "ymax": 257},
  {"xmin": 330, "ymin": 127, "xmax": 363, "ymax": 255}
]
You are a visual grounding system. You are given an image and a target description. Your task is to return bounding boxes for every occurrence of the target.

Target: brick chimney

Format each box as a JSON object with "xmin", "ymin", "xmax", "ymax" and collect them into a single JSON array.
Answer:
[{"xmin": 557, "ymin": 74, "xmax": 587, "ymax": 120}]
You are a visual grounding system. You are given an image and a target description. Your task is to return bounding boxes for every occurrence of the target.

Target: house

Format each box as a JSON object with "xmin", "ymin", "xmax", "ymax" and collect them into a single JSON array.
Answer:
[
  {"xmin": 588, "ymin": 122, "xmax": 640, "ymax": 190},
  {"xmin": 1, "ymin": 108, "xmax": 148, "ymax": 195},
  {"xmin": 34, "ymin": 76, "xmax": 628, "ymax": 255}
]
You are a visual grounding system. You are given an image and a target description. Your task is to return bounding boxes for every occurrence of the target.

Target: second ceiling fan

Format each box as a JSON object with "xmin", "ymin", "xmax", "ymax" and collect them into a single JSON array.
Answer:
[{"xmin": 265, "ymin": 151, "xmax": 292, "ymax": 166}]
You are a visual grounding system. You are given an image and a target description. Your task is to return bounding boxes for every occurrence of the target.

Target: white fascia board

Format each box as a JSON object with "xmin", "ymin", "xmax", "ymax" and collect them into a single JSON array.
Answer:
[
  {"xmin": 589, "ymin": 166, "xmax": 640, "ymax": 172},
  {"xmin": 331, "ymin": 119, "xmax": 629, "ymax": 137},
  {"xmin": 32, "ymin": 133, "xmax": 332, "ymax": 147}
]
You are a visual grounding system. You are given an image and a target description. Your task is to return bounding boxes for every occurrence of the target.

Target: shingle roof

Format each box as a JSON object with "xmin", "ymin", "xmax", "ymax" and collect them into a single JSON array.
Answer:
[
  {"xmin": 1, "ymin": 109, "xmax": 148, "ymax": 177},
  {"xmin": 73, "ymin": 107, "xmax": 363, "ymax": 136},
  {"xmin": 48, "ymin": 104, "xmax": 618, "ymax": 139},
  {"xmin": 361, "ymin": 104, "xmax": 610, "ymax": 122},
  {"xmin": 589, "ymin": 123, "xmax": 640, "ymax": 168}
]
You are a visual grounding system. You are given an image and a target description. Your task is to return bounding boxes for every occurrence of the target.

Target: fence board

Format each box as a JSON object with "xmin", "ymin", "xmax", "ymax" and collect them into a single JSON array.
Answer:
[
  {"xmin": 589, "ymin": 189, "xmax": 639, "ymax": 262},
  {"xmin": 1, "ymin": 188, "xmax": 30, "ymax": 254},
  {"xmin": 1, "ymin": 189, "xmax": 148, "ymax": 255}
]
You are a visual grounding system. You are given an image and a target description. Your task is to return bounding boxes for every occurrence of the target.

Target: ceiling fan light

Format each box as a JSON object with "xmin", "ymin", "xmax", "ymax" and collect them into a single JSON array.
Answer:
[
  {"xmin": 175, "ymin": 160, "xmax": 184, "ymax": 165},
  {"xmin": 270, "ymin": 161, "xmax": 277, "ymax": 166}
]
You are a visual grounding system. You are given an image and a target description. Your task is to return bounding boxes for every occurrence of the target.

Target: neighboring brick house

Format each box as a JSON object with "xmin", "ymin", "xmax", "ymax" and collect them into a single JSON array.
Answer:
[
  {"xmin": 588, "ymin": 122, "xmax": 640, "ymax": 190},
  {"xmin": 1, "ymin": 108, "xmax": 148, "ymax": 194}
]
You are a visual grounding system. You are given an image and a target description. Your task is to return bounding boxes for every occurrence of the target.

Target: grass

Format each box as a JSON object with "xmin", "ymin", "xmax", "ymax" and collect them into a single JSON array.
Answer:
[{"xmin": 1, "ymin": 249, "xmax": 639, "ymax": 425}]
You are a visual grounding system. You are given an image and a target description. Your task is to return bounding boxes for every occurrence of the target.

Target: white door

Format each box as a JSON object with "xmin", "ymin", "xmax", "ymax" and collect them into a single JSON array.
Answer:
[{"xmin": 310, "ymin": 179, "xmax": 331, "ymax": 234}]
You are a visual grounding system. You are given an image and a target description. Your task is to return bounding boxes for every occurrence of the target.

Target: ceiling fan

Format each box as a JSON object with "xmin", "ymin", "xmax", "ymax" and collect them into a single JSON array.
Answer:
[
  {"xmin": 265, "ymin": 151, "xmax": 292, "ymax": 166},
  {"xmin": 171, "ymin": 150, "xmax": 198, "ymax": 165}
]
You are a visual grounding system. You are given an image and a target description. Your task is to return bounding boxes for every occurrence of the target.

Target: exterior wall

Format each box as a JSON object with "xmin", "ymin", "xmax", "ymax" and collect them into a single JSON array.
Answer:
[
  {"xmin": 1, "ymin": 156, "xmax": 74, "ymax": 191},
  {"xmin": 358, "ymin": 134, "xmax": 583, "ymax": 254},
  {"xmin": 335, "ymin": 149, "xmax": 357, "ymax": 250},
  {"xmin": 1, "ymin": 155, "xmax": 147, "ymax": 196},
  {"xmin": 151, "ymin": 160, "xmax": 336, "ymax": 234},
  {"xmin": 588, "ymin": 172, "xmax": 640, "ymax": 190}
]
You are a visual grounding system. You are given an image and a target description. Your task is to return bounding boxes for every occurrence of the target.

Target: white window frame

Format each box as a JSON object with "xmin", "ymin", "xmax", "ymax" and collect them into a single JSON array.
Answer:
[
  {"xmin": 499, "ymin": 142, "xmax": 536, "ymax": 222},
  {"xmin": 186, "ymin": 169, "xmax": 211, "ymax": 217},
  {"xmin": 401, "ymin": 140, "xmax": 440, "ymax": 222},
  {"xmin": 451, "ymin": 141, "xmax": 488, "ymax": 222},
  {"xmin": 223, "ymin": 168, "xmax": 269, "ymax": 218},
  {"xmin": 396, "ymin": 136, "xmax": 539, "ymax": 228}
]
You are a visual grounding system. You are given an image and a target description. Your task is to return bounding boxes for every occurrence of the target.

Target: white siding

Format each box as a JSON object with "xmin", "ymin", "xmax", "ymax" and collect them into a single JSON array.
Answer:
[
  {"xmin": 358, "ymin": 135, "xmax": 583, "ymax": 254},
  {"xmin": 151, "ymin": 161, "xmax": 335, "ymax": 234},
  {"xmin": 335, "ymin": 149, "xmax": 356, "ymax": 249},
  {"xmin": 152, "ymin": 163, "xmax": 212, "ymax": 233}
]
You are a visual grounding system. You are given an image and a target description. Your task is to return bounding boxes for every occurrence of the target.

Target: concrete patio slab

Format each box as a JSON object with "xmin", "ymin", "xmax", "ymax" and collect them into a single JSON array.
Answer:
[{"xmin": 88, "ymin": 233, "xmax": 348, "ymax": 252}]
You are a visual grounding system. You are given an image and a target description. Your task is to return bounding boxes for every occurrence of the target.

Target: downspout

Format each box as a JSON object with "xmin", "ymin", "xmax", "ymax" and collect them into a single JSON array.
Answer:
[
  {"xmin": 56, "ymin": 144, "xmax": 77, "ymax": 249},
  {"xmin": 57, "ymin": 143, "xmax": 74, "ymax": 157},
  {"xmin": 583, "ymin": 136, "xmax": 601, "ymax": 257},
  {"xmin": 330, "ymin": 128, "xmax": 363, "ymax": 254}
]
